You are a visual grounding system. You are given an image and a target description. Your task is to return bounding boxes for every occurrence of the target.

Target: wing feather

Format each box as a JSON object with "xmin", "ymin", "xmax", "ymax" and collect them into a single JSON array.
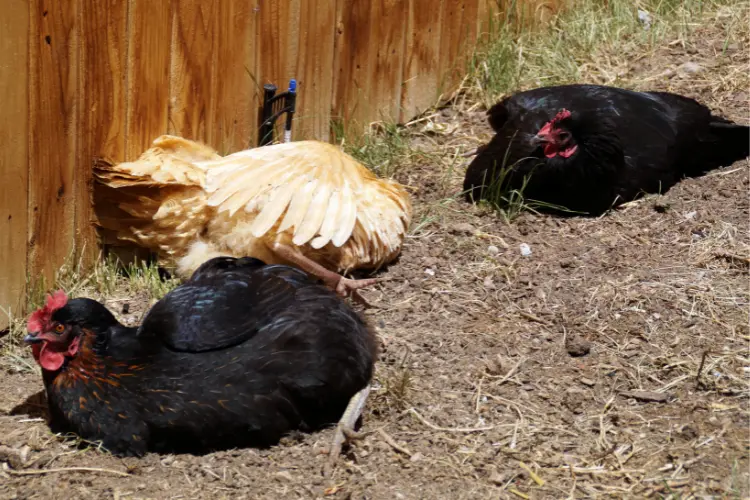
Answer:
[{"xmin": 194, "ymin": 141, "xmax": 410, "ymax": 259}]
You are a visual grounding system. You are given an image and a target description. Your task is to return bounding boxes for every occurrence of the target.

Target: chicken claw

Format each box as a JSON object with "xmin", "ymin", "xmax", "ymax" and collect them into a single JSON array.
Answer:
[
  {"xmin": 323, "ymin": 385, "xmax": 371, "ymax": 477},
  {"xmin": 272, "ymin": 242, "xmax": 380, "ymax": 306}
]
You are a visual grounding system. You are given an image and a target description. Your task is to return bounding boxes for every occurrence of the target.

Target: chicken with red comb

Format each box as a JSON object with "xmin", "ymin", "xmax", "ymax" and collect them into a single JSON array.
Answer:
[
  {"xmin": 464, "ymin": 84, "xmax": 749, "ymax": 214},
  {"xmin": 24, "ymin": 257, "xmax": 376, "ymax": 463}
]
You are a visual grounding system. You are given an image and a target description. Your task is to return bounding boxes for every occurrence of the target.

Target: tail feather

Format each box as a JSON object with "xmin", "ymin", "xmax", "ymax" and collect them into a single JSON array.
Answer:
[
  {"xmin": 706, "ymin": 119, "xmax": 749, "ymax": 168},
  {"xmin": 92, "ymin": 137, "xmax": 216, "ymax": 260}
]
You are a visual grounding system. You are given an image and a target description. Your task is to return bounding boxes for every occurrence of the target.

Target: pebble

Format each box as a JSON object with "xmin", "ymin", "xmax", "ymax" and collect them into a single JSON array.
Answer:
[
  {"xmin": 566, "ymin": 337, "xmax": 592, "ymax": 357},
  {"xmin": 519, "ymin": 243, "xmax": 532, "ymax": 256},
  {"xmin": 678, "ymin": 62, "xmax": 704, "ymax": 75},
  {"xmin": 450, "ymin": 222, "xmax": 475, "ymax": 235},
  {"xmin": 487, "ymin": 245, "xmax": 500, "ymax": 254}
]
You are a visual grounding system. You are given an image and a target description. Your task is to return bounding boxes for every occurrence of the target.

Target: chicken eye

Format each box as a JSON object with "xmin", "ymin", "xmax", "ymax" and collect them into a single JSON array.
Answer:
[
  {"xmin": 557, "ymin": 131, "xmax": 571, "ymax": 141},
  {"xmin": 54, "ymin": 324, "xmax": 65, "ymax": 334}
]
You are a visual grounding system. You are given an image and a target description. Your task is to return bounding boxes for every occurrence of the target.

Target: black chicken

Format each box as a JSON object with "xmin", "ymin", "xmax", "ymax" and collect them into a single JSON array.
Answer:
[
  {"xmin": 464, "ymin": 84, "xmax": 750, "ymax": 215},
  {"xmin": 24, "ymin": 257, "xmax": 377, "ymax": 461}
]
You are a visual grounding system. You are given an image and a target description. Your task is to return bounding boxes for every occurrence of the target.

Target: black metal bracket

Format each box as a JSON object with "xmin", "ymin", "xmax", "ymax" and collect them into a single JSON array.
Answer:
[{"xmin": 258, "ymin": 79, "xmax": 297, "ymax": 146}]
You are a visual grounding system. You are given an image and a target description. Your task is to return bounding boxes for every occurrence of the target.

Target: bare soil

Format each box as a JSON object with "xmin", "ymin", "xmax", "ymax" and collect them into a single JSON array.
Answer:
[{"xmin": 2, "ymin": 10, "xmax": 748, "ymax": 500}]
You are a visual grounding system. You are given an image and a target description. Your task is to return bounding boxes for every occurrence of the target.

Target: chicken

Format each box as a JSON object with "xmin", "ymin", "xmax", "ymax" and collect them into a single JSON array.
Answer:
[
  {"xmin": 24, "ymin": 256, "xmax": 377, "ymax": 459},
  {"xmin": 464, "ymin": 84, "xmax": 750, "ymax": 215},
  {"xmin": 94, "ymin": 136, "xmax": 412, "ymax": 301}
]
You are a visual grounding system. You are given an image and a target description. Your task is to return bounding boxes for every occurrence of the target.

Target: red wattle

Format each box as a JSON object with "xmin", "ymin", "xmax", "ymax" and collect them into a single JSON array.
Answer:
[{"xmin": 39, "ymin": 345, "xmax": 65, "ymax": 371}]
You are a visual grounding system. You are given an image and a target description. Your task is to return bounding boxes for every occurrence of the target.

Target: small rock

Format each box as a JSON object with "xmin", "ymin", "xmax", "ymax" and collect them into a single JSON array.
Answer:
[
  {"xmin": 566, "ymin": 337, "xmax": 592, "ymax": 357},
  {"xmin": 424, "ymin": 268, "xmax": 435, "ymax": 277},
  {"xmin": 677, "ymin": 62, "xmax": 704, "ymax": 76},
  {"xmin": 490, "ymin": 469, "xmax": 511, "ymax": 485},
  {"xmin": 422, "ymin": 256, "xmax": 439, "ymax": 267},
  {"xmin": 637, "ymin": 9, "xmax": 652, "ymax": 30},
  {"xmin": 450, "ymin": 223, "xmax": 475, "ymax": 235},
  {"xmin": 275, "ymin": 470, "xmax": 294, "ymax": 482},
  {"xmin": 121, "ymin": 303, "xmax": 130, "ymax": 314},
  {"xmin": 684, "ymin": 210, "xmax": 697, "ymax": 220},
  {"xmin": 484, "ymin": 355, "xmax": 504, "ymax": 375},
  {"xmin": 483, "ymin": 276, "xmax": 496, "ymax": 289},
  {"xmin": 620, "ymin": 390, "xmax": 672, "ymax": 403},
  {"xmin": 487, "ymin": 245, "xmax": 500, "ymax": 254},
  {"xmin": 580, "ymin": 377, "xmax": 596, "ymax": 387},
  {"xmin": 519, "ymin": 243, "xmax": 532, "ymax": 256},
  {"xmin": 410, "ymin": 452, "xmax": 423, "ymax": 462},
  {"xmin": 679, "ymin": 425, "xmax": 699, "ymax": 440}
]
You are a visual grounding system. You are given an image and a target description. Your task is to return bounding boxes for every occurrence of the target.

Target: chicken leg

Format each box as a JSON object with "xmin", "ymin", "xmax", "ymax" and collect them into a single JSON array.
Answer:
[
  {"xmin": 271, "ymin": 242, "xmax": 378, "ymax": 305},
  {"xmin": 323, "ymin": 385, "xmax": 371, "ymax": 477}
]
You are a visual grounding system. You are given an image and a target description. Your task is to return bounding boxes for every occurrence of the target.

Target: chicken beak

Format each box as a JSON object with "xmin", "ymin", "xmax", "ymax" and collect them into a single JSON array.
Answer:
[
  {"xmin": 530, "ymin": 133, "xmax": 550, "ymax": 147},
  {"xmin": 24, "ymin": 334, "xmax": 42, "ymax": 344}
]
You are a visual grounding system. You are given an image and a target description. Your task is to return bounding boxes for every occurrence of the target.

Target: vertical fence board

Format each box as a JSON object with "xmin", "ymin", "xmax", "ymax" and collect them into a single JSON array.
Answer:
[
  {"xmin": 168, "ymin": 0, "xmax": 219, "ymax": 145},
  {"xmin": 332, "ymin": 0, "xmax": 372, "ymax": 137},
  {"xmin": 0, "ymin": 1, "xmax": 30, "ymax": 326},
  {"xmin": 293, "ymin": 0, "xmax": 336, "ymax": 141},
  {"xmin": 368, "ymin": 0, "xmax": 409, "ymax": 124},
  {"xmin": 28, "ymin": 0, "xmax": 79, "ymax": 285},
  {"xmin": 77, "ymin": 0, "xmax": 128, "ymax": 264},
  {"xmin": 212, "ymin": 0, "xmax": 258, "ymax": 152},
  {"xmin": 476, "ymin": 0, "xmax": 493, "ymax": 45},
  {"xmin": 400, "ymin": 0, "xmax": 443, "ymax": 121},
  {"xmin": 126, "ymin": 0, "xmax": 172, "ymax": 159},
  {"xmin": 258, "ymin": 0, "xmax": 300, "ymax": 144},
  {"xmin": 438, "ymin": 0, "xmax": 479, "ymax": 95}
]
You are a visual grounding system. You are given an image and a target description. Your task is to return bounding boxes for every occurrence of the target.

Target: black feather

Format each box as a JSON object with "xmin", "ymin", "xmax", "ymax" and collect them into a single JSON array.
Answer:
[
  {"xmin": 464, "ymin": 84, "xmax": 750, "ymax": 215},
  {"xmin": 40, "ymin": 257, "xmax": 377, "ymax": 456}
]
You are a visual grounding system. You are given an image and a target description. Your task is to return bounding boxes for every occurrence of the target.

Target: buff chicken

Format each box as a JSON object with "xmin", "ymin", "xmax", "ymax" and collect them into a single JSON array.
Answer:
[{"xmin": 94, "ymin": 136, "xmax": 412, "ymax": 301}]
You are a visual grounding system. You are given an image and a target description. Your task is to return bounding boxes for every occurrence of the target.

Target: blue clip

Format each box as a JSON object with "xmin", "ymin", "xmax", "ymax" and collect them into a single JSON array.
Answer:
[{"xmin": 288, "ymin": 79, "xmax": 297, "ymax": 93}]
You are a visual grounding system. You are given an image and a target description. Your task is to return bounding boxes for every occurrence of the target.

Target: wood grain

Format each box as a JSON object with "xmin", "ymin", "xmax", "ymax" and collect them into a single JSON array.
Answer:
[
  {"xmin": 258, "ymin": 0, "xmax": 300, "ymax": 144},
  {"xmin": 293, "ymin": 0, "xmax": 336, "ymax": 141},
  {"xmin": 212, "ymin": 0, "xmax": 258, "ymax": 153},
  {"xmin": 28, "ymin": 0, "xmax": 79, "ymax": 287},
  {"xmin": 168, "ymin": 0, "xmax": 219, "ymax": 145},
  {"xmin": 77, "ymin": 0, "xmax": 128, "ymax": 264},
  {"xmin": 0, "ymin": 1, "xmax": 30, "ymax": 326},
  {"xmin": 475, "ymin": 0, "xmax": 493, "ymax": 45},
  {"xmin": 400, "ymin": 0, "xmax": 443, "ymax": 121},
  {"xmin": 368, "ymin": 0, "xmax": 409, "ymax": 124},
  {"xmin": 332, "ymin": 0, "xmax": 372, "ymax": 137},
  {"xmin": 438, "ymin": 0, "xmax": 479, "ymax": 95},
  {"xmin": 125, "ymin": 0, "xmax": 172, "ymax": 160}
]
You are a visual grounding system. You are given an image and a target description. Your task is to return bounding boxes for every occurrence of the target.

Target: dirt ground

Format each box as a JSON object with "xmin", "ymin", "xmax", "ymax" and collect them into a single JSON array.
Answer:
[{"xmin": 1, "ymin": 9, "xmax": 748, "ymax": 500}]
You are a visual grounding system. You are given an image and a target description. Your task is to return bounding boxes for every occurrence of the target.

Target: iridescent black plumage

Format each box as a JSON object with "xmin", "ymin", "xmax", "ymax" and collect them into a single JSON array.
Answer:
[
  {"xmin": 35, "ymin": 257, "xmax": 377, "ymax": 456},
  {"xmin": 464, "ymin": 84, "xmax": 749, "ymax": 215}
]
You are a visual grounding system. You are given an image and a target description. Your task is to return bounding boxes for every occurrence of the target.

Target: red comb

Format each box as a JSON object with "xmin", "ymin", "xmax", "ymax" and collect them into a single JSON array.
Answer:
[
  {"xmin": 537, "ymin": 109, "xmax": 572, "ymax": 137},
  {"xmin": 551, "ymin": 109, "xmax": 572, "ymax": 123},
  {"xmin": 27, "ymin": 290, "xmax": 68, "ymax": 333}
]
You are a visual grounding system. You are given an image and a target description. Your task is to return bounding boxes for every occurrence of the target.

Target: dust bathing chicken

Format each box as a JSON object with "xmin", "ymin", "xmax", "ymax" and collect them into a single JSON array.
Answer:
[
  {"xmin": 464, "ymin": 84, "xmax": 750, "ymax": 215},
  {"xmin": 25, "ymin": 257, "xmax": 376, "ymax": 459},
  {"xmin": 94, "ymin": 136, "xmax": 412, "ymax": 301}
]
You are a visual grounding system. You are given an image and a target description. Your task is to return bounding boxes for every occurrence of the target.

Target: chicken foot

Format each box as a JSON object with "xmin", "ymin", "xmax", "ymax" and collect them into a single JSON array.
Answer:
[
  {"xmin": 323, "ymin": 385, "xmax": 371, "ymax": 477},
  {"xmin": 271, "ymin": 242, "xmax": 378, "ymax": 306}
]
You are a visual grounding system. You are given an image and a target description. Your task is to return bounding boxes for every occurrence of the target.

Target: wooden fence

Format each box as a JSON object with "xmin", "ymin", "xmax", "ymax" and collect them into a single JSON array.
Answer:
[{"xmin": 0, "ymin": 0, "xmax": 561, "ymax": 327}]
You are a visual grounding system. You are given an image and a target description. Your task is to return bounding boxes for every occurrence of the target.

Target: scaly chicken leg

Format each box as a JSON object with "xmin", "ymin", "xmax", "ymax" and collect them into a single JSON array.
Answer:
[
  {"xmin": 271, "ymin": 242, "xmax": 378, "ymax": 305},
  {"xmin": 324, "ymin": 385, "xmax": 371, "ymax": 477}
]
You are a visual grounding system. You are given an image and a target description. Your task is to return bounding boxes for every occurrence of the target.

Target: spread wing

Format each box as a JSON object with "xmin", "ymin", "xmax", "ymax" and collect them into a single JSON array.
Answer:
[{"xmin": 199, "ymin": 140, "xmax": 411, "ymax": 250}]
